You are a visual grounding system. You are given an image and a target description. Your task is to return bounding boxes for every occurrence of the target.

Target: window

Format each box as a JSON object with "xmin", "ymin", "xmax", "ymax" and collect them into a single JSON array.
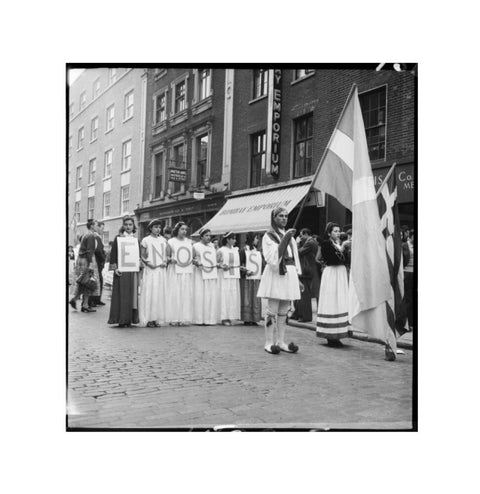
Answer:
[
  {"xmin": 124, "ymin": 90, "xmax": 134, "ymax": 120},
  {"xmin": 196, "ymin": 134, "xmax": 209, "ymax": 185},
  {"xmin": 90, "ymin": 116, "xmax": 99, "ymax": 141},
  {"xmin": 93, "ymin": 77, "xmax": 101, "ymax": 99},
  {"xmin": 80, "ymin": 91, "xmax": 87, "ymax": 111},
  {"xmin": 102, "ymin": 231, "xmax": 110, "ymax": 245},
  {"xmin": 199, "ymin": 69, "xmax": 211, "ymax": 100},
  {"xmin": 88, "ymin": 158, "xmax": 96, "ymax": 183},
  {"xmin": 121, "ymin": 185, "xmax": 130, "ymax": 214},
  {"xmin": 69, "ymin": 135, "xmax": 72, "ymax": 157},
  {"xmin": 359, "ymin": 87, "xmax": 387, "ymax": 161},
  {"xmin": 154, "ymin": 152, "xmax": 164, "ymax": 198},
  {"xmin": 253, "ymin": 69, "xmax": 268, "ymax": 99},
  {"xmin": 109, "ymin": 68, "xmax": 117, "ymax": 85},
  {"xmin": 75, "ymin": 165, "xmax": 82, "ymax": 189},
  {"xmin": 293, "ymin": 69, "xmax": 314, "ymax": 80},
  {"xmin": 154, "ymin": 92, "xmax": 166, "ymax": 124},
  {"xmin": 250, "ymin": 132, "xmax": 266, "ymax": 187},
  {"xmin": 103, "ymin": 191, "xmax": 111, "ymax": 217},
  {"xmin": 69, "ymin": 103, "xmax": 74, "ymax": 118},
  {"xmin": 171, "ymin": 143, "xmax": 185, "ymax": 193},
  {"xmin": 174, "ymin": 81, "xmax": 186, "ymax": 113},
  {"xmin": 293, "ymin": 114, "xmax": 313, "ymax": 178},
  {"xmin": 104, "ymin": 149, "xmax": 113, "ymax": 178},
  {"xmin": 106, "ymin": 105, "xmax": 115, "ymax": 131},
  {"xmin": 87, "ymin": 197, "xmax": 95, "ymax": 219},
  {"xmin": 74, "ymin": 201, "xmax": 81, "ymax": 223},
  {"xmin": 77, "ymin": 127, "xmax": 85, "ymax": 149},
  {"xmin": 122, "ymin": 140, "xmax": 132, "ymax": 171}
]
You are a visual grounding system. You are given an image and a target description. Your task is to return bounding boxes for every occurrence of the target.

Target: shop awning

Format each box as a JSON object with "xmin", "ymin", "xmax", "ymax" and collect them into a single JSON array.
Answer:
[{"xmin": 196, "ymin": 183, "xmax": 311, "ymax": 234}]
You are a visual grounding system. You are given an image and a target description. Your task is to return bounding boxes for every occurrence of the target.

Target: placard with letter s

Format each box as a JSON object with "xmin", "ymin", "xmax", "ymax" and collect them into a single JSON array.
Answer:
[{"xmin": 246, "ymin": 250, "xmax": 262, "ymax": 280}]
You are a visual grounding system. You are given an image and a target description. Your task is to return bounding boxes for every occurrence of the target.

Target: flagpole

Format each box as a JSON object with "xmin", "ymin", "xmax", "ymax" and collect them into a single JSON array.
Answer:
[
  {"xmin": 293, "ymin": 83, "xmax": 358, "ymax": 229},
  {"xmin": 375, "ymin": 161, "xmax": 397, "ymax": 199}
]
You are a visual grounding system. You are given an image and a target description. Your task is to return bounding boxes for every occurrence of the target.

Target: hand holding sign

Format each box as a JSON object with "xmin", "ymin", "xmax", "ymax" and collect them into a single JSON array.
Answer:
[{"xmin": 246, "ymin": 250, "xmax": 262, "ymax": 280}]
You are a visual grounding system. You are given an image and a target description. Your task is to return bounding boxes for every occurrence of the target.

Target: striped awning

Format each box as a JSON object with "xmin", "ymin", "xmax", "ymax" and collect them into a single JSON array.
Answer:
[{"xmin": 197, "ymin": 184, "xmax": 311, "ymax": 235}]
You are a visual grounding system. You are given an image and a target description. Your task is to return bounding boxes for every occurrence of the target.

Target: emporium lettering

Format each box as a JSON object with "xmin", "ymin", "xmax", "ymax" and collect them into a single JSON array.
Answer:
[{"xmin": 270, "ymin": 69, "xmax": 282, "ymax": 178}]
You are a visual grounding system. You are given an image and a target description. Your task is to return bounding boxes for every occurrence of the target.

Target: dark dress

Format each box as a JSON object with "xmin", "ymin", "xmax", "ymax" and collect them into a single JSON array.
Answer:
[
  {"xmin": 93, "ymin": 234, "xmax": 106, "ymax": 302},
  {"xmin": 239, "ymin": 247, "xmax": 263, "ymax": 323},
  {"xmin": 107, "ymin": 234, "xmax": 140, "ymax": 325}
]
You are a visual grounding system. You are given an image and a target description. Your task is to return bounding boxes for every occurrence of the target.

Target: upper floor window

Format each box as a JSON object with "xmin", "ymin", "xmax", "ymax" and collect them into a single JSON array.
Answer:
[
  {"xmin": 120, "ymin": 185, "xmax": 130, "ymax": 214},
  {"xmin": 196, "ymin": 134, "xmax": 209, "ymax": 186},
  {"xmin": 79, "ymin": 91, "xmax": 87, "ymax": 111},
  {"xmin": 93, "ymin": 77, "xmax": 101, "ymax": 99},
  {"xmin": 174, "ymin": 81, "xmax": 186, "ymax": 113},
  {"xmin": 293, "ymin": 114, "xmax": 313, "ymax": 178},
  {"xmin": 154, "ymin": 92, "xmax": 166, "ymax": 124},
  {"xmin": 104, "ymin": 149, "xmax": 113, "ymax": 178},
  {"xmin": 69, "ymin": 103, "xmax": 74, "ymax": 119},
  {"xmin": 250, "ymin": 131, "xmax": 266, "ymax": 187},
  {"xmin": 171, "ymin": 142, "xmax": 185, "ymax": 193},
  {"xmin": 253, "ymin": 69, "xmax": 268, "ymax": 99},
  {"xmin": 359, "ymin": 87, "xmax": 387, "ymax": 161},
  {"xmin": 154, "ymin": 152, "xmax": 164, "ymax": 198},
  {"xmin": 106, "ymin": 104, "xmax": 115, "ymax": 131},
  {"xmin": 122, "ymin": 140, "xmax": 132, "ymax": 171},
  {"xmin": 109, "ymin": 68, "xmax": 117, "ymax": 85},
  {"xmin": 74, "ymin": 201, "xmax": 81, "ymax": 223},
  {"xmin": 103, "ymin": 191, "xmax": 111, "ymax": 217},
  {"xmin": 199, "ymin": 69, "xmax": 211, "ymax": 100},
  {"xmin": 75, "ymin": 165, "xmax": 82, "ymax": 189},
  {"xmin": 88, "ymin": 158, "xmax": 96, "ymax": 184},
  {"xmin": 77, "ymin": 127, "xmax": 85, "ymax": 150},
  {"xmin": 293, "ymin": 69, "xmax": 314, "ymax": 80},
  {"xmin": 90, "ymin": 116, "xmax": 99, "ymax": 141},
  {"xmin": 124, "ymin": 90, "xmax": 134, "ymax": 120},
  {"xmin": 87, "ymin": 197, "xmax": 95, "ymax": 220}
]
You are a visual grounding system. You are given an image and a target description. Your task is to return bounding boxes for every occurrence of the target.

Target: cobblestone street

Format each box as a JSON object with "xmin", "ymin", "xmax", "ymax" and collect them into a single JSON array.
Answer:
[{"xmin": 67, "ymin": 293, "xmax": 413, "ymax": 429}]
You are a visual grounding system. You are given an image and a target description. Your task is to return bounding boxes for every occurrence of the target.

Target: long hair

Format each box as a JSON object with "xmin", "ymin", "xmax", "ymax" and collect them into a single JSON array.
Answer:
[{"xmin": 172, "ymin": 221, "xmax": 187, "ymax": 238}]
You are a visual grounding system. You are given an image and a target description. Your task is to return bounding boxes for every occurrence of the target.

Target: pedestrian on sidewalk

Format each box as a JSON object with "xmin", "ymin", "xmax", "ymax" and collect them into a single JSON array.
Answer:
[
  {"xmin": 257, "ymin": 207, "xmax": 303, "ymax": 354},
  {"xmin": 166, "ymin": 222, "xmax": 194, "ymax": 326},
  {"xmin": 402, "ymin": 228, "xmax": 414, "ymax": 331},
  {"xmin": 107, "ymin": 216, "xmax": 141, "ymax": 328},
  {"xmin": 138, "ymin": 219, "xmax": 168, "ymax": 327},
  {"xmin": 192, "ymin": 228, "xmax": 219, "ymax": 325},
  {"xmin": 217, "ymin": 232, "xmax": 241, "ymax": 326},
  {"xmin": 239, "ymin": 232, "xmax": 263, "ymax": 326},
  {"xmin": 90, "ymin": 221, "xmax": 106, "ymax": 307},
  {"xmin": 316, "ymin": 222, "xmax": 350, "ymax": 347}
]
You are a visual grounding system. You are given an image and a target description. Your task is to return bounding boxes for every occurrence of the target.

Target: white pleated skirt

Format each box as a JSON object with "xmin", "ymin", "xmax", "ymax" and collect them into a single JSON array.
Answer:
[
  {"xmin": 316, "ymin": 265, "xmax": 350, "ymax": 339},
  {"xmin": 166, "ymin": 265, "xmax": 193, "ymax": 324},
  {"xmin": 257, "ymin": 264, "xmax": 300, "ymax": 301},
  {"xmin": 192, "ymin": 268, "xmax": 219, "ymax": 325},
  {"xmin": 217, "ymin": 270, "xmax": 240, "ymax": 321},
  {"xmin": 138, "ymin": 266, "xmax": 168, "ymax": 326}
]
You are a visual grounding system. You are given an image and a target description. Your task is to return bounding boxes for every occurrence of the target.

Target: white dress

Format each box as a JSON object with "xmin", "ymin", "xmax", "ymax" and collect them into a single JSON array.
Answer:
[
  {"xmin": 257, "ymin": 230, "xmax": 302, "ymax": 301},
  {"xmin": 217, "ymin": 246, "xmax": 241, "ymax": 321},
  {"xmin": 192, "ymin": 242, "xmax": 219, "ymax": 325},
  {"xmin": 138, "ymin": 235, "xmax": 168, "ymax": 326},
  {"xmin": 166, "ymin": 237, "xmax": 193, "ymax": 324}
]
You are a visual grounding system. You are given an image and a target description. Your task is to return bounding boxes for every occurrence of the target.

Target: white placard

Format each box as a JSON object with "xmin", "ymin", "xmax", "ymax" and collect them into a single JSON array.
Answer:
[
  {"xmin": 246, "ymin": 250, "xmax": 262, "ymax": 280},
  {"xmin": 174, "ymin": 244, "xmax": 193, "ymax": 274},
  {"xmin": 148, "ymin": 240, "xmax": 167, "ymax": 267},
  {"xmin": 117, "ymin": 237, "xmax": 140, "ymax": 272},
  {"xmin": 200, "ymin": 247, "xmax": 218, "ymax": 280},
  {"xmin": 222, "ymin": 249, "xmax": 240, "ymax": 279}
]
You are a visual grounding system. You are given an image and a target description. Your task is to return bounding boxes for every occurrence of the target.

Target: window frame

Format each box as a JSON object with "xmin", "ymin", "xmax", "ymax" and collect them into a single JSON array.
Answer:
[
  {"xmin": 153, "ymin": 90, "xmax": 167, "ymax": 125},
  {"xmin": 90, "ymin": 116, "xmax": 99, "ymax": 142},
  {"xmin": 104, "ymin": 149, "xmax": 113, "ymax": 178},
  {"xmin": 103, "ymin": 191, "xmax": 111, "ymax": 218},
  {"xmin": 74, "ymin": 201, "xmax": 81, "ymax": 223},
  {"xmin": 88, "ymin": 157, "xmax": 96, "ymax": 184},
  {"xmin": 292, "ymin": 113, "xmax": 314, "ymax": 179},
  {"xmin": 120, "ymin": 185, "xmax": 130, "ymax": 214},
  {"xmin": 253, "ymin": 69, "xmax": 268, "ymax": 100},
  {"xmin": 124, "ymin": 90, "xmax": 134, "ymax": 121},
  {"xmin": 359, "ymin": 85, "xmax": 387, "ymax": 162},
  {"xmin": 87, "ymin": 196, "xmax": 95, "ymax": 220},
  {"xmin": 153, "ymin": 150, "xmax": 164, "ymax": 199},
  {"xmin": 250, "ymin": 131, "xmax": 266, "ymax": 187},
  {"xmin": 106, "ymin": 104, "xmax": 115, "ymax": 132},
  {"xmin": 93, "ymin": 77, "xmax": 101, "ymax": 99},
  {"xmin": 109, "ymin": 68, "xmax": 117, "ymax": 85},
  {"xmin": 121, "ymin": 139, "xmax": 132, "ymax": 172},
  {"xmin": 292, "ymin": 69, "xmax": 315, "ymax": 83},
  {"xmin": 79, "ymin": 91, "xmax": 87, "ymax": 111},
  {"xmin": 77, "ymin": 126, "xmax": 85, "ymax": 150},
  {"xmin": 75, "ymin": 165, "xmax": 83, "ymax": 189}
]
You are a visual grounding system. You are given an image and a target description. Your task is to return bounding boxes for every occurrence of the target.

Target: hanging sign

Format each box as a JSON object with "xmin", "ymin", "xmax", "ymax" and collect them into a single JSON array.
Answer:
[
  {"xmin": 169, "ymin": 168, "xmax": 187, "ymax": 183},
  {"xmin": 266, "ymin": 69, "xmax": 282, "ymax": 178}
]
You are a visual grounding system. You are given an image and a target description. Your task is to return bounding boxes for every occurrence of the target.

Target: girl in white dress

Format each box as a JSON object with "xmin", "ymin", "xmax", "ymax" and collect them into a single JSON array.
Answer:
[
  {"xmin": 139, "ymin": 219, "xmax": 168, "ymax": 327},
  {"xmin": 257, "ymin": 207, "xmax": 303, "ymax": 354},
  {"xmin": 192, "ymin": 228, "xmax": 219, "ymax": 325},
  {"xmin": 166, "ymin": 222, "xmax": 193, "ymax": 326},
  {"xmin": 217, "ymin": 232, "xmax": 241, "ymax": 326}
]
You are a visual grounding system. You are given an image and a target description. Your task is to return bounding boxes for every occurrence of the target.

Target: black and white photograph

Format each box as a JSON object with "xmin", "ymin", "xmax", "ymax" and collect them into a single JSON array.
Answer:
[{"xmin": 67, "ymin": 64, "xmax": 416, "ymax": 430}]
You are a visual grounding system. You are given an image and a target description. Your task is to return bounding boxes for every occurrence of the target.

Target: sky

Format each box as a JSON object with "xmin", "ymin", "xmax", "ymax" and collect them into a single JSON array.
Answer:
[{"xmin": 68, "ymin": 68, "xmax": 84, "ymax": 85}]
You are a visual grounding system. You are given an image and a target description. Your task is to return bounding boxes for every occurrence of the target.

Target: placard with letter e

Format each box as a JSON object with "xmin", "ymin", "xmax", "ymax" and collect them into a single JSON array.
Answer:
[
  {"xmin": 117, "ymin": 237, "xmax": 140, "ymax": 272},
  {"xmin": 246, "ymin": 250, "xmax": 262, "ymax": 280}
]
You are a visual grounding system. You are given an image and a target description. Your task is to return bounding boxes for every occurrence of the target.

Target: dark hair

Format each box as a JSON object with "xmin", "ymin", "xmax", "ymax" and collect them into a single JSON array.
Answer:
[
  {"xmin": 163, "ymin": 226, "xmax": 172, "ymax": 235},
  {"xmin": 86, "ymin": 218, "xmax": 96, "ymax": 230},
  {"xmin": 222, "ymin": 233, "xmax": 236, "ymax": 246},
  {"xmin": 245, "ymin": 231, "xmax": 258, "ymax": 249},
  {"xmin": 97, "ymin": 221, "xmax": 105, "ymax": 228},
  {"xmin": 199, "ymin": 228, "xmax": 211, "ymax": 239},
  {"xmin": 339, "ymin": 232, "xmax": 348, "ymax": 242},
  {"xmin": 346, "ymin": 229, "xmax": 352, "ymax": 236},
  {"xmin": 122, "ymin": 215, "xmax": 137, "ymax": 233},
  {"xmin": 300, "ymin": 228, "xmax": 312, "ymax": 236},
  {"xmin": 324, "ymin": 222, "xmax": 340, "ymax": 237},
  {"xmin": 172, "ymin": 222, "xmax": 187, "ymax": 237}
]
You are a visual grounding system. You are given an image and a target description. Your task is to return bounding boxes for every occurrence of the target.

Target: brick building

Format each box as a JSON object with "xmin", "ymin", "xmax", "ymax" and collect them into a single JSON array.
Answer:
[
  {"xmin": 68, "ymin": 68, "xmax": 147, "ymax": 246},
  {"xmin": 135, "ymin": 68, "xmax": 233, "ymax": 238}
]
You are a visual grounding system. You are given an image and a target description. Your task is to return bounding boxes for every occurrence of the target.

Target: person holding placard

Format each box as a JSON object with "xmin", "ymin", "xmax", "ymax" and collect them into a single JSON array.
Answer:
[
  {"xmin": 239, "ymin": 232, "xmax": 263, "ymax": 326},
  {"xmin": 257, "ymin": 207, "xmax": 303, "ymax": 355},
  {"xmin": 139, "ymin": 219, "xmax": 168, "ymax": 328},
  {"xmin": 107, "ymin": 216, "xmax": 141, "ymax": 328},
  {"xmin": 166, "ymin": 222, "xmax": 193, "ymax": 326},
  {"xmin": 192, "ymin": 228, "xmax": 219, "ymax": 325},
  {"xmin": 217, "ymin": 232, "xmax": 241, "ymax": 326}
]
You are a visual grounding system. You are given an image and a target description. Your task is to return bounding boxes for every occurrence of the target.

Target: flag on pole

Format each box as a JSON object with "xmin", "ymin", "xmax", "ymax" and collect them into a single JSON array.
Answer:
[
  {"xmin": 311, "ymin": 85, "xmax": 394, "ymax": 354},
  {"xmin": 377, "ymin": 169, "xmax": 409, "ymax": 338}
]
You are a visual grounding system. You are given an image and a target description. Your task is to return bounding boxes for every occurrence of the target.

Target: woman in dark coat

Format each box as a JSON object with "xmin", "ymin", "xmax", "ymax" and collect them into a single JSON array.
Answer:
[{"xmin": 107, "ymin": 216, "xmax": 141, "ymax": 327}]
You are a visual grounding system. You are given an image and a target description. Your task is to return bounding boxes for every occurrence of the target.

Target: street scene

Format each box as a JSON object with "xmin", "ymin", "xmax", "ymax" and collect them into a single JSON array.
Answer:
[{"xmin": 68, "ymin": 66, "xmax": 416, "ymax": 430}]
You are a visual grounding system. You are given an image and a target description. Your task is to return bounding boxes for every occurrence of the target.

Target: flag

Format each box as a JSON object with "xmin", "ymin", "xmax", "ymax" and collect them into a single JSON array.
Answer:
[
  {"xmin": 377, "ymin": 169, "xmax": 409, "ymax": 338},
  {"xmin": 311, "ymin": 85, "xmax": 394, "ymax": 353}
]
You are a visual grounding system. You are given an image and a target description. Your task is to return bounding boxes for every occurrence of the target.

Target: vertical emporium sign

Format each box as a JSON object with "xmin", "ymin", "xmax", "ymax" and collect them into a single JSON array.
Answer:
[{"xmin": 266, "ymin": 69, "xmax": 282, "ymax": 178}]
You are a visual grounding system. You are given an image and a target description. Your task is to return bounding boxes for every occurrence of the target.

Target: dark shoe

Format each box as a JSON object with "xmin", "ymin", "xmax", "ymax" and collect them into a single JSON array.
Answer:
[
  {"xmin": 96, "ymin": 301, "xmax": 106, "ymax": 306},
  {"xmin": 146, "ymin": 321, "xmax": 156, "ymax": 328},
  {"xmin": 81, "ymin": 307, "xmax": 96, "ymax": 313},
  {"xmin": 69, "ymin": 299, "xmax": 77, "ymax": 310},
  {"xmin": 264, "ymin": 345, "xmax": 281, "ymax": 355},
  {"xmin": 385, "ymin": 344, "xmax": 396, "ymax": 361},
  {"xmin": 327, "ymin": 339, "xmax": 343, "ymax": 347}
]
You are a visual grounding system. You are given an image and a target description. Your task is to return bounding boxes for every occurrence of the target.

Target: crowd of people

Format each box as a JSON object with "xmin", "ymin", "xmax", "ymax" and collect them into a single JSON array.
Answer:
[{"xmin": 68, "ymin": 211, "xmax": 415, "ymax": 354}]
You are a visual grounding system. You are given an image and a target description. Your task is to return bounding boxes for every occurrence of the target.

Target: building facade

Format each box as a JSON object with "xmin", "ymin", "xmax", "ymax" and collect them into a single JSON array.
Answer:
[{"xmin": 68, "ymin": 68, "xmax": 147, "ymax": 246}]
